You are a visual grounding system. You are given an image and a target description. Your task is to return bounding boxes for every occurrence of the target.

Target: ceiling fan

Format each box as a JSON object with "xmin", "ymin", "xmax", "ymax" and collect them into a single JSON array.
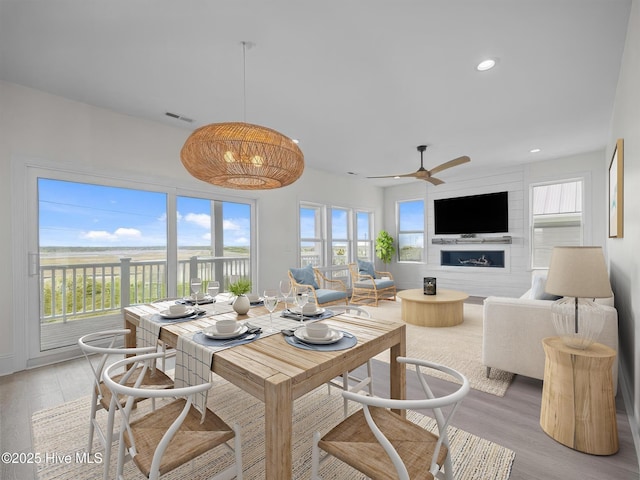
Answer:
[{"xmin": 368, "ymin": 145, "xmax": 470, "ymax": 185}]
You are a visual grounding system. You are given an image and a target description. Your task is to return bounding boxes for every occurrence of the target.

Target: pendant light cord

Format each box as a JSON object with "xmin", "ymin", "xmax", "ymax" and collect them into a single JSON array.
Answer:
[{"xmin": 242, "ymin": 41, "xmax": 247, "ymax": 122}]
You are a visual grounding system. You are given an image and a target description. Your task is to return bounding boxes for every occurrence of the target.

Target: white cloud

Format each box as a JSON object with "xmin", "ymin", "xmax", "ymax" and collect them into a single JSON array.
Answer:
[
  {"xmin": 114, "ymin": 227, "xmax": 142, "ymax": 238},
  {"xmin": 185, "ymin": 213, "xmax": 211, "ymax": 229},
  {"xmin": 223, "ymin": 219, "xmax": 242, "ymax": 231},
  {"xmin": 81, "ymin": 227, "xmax": 142, "ymax": 242},
  {"xmin": 81, "ymin": 230, "xmax": 117, "ymax": 241}
]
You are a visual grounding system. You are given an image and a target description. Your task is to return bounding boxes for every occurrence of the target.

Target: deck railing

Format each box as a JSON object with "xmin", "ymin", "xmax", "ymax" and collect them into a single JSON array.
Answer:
[{"xmin": 40, "ymin": 256, "xmax": 250, "ymax": 323}]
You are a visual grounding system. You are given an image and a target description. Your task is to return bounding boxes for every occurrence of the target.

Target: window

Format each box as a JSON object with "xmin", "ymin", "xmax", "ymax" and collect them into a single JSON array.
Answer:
[
  {"xmin": 356, "ymin": 211, "xmax": 373, "ymax": 261},
  {"xmin": 299, "ymin": 203, "xmax": 374, "ymax": 267},
  {"xmin": 300, "ymin": 204, "xmax": 325, "ymax": 267},
  {"xmin": 397, "ymin": 200, "xmax": 425, "ymax": 262},
  {"xmin": 35, "ymin": 176, "xmax": 254, "ymax": 352},
  {"xmin": 177, "ymin": 197, "xmax": 252, "ymax": 292},
  {"xmin": 330, "ymin": 207, "xmax": 350, "ymax": 266},
  {"xmin": 531, "ymin": 180, "xmax": 583, "ymax": 268}
]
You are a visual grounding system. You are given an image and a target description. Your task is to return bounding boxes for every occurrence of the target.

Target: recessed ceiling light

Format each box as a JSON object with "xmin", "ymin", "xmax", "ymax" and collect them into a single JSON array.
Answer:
[
  {"xmin": 530, "ymin": 148, "xmax": 541, "ymax": 153},
  {"xmin": 476, "ymin": 59, "xmax": 496, "ymax": 71},
  {"xmin": 292, "ymin": 138, "xmax": 299, "ymax": 144}
]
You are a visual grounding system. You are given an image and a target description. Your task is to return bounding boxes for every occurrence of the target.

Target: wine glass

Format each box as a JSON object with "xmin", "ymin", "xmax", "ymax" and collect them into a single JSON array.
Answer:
[
  {"xmin": 294, "ymin": 286, "xmax": 309, "ymax": 324},
  {"xmin": 279, "ymin": 279, "xmax": 292, "ymax": 311},
  {"xmin": 190, "ymin": 277, "xmax": 202, "ymax": 310},
  {"xmin": 207, "ymin": 280, "xmax": 220, "ymax": 313},
  {"xmin": 263, "ymin": 289, "xmax": 279, "ymax": 333}
]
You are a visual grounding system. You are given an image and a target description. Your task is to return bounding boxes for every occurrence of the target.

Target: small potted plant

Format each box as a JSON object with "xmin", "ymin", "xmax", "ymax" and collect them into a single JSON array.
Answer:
[
  {"xmin": 228, "ymin": 277, "xmax": 252, "ymax": 314},
  {"xmin": 375, "ymin": 230, "xmax": 396, "ymax": 267}
]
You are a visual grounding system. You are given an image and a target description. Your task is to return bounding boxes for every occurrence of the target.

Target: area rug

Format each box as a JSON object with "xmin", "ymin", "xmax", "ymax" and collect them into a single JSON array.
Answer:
[
  {"xmin": 361, "ymin": 300, "xmax": 514, "ymax": 397},
  {"xmin": 32, "ymin": 378, "xmax": 515, "ymax": 480}
]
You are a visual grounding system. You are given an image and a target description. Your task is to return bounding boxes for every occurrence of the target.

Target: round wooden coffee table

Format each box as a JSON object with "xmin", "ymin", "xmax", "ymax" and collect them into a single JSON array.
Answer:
[{"xmin": 397, "ymin": 288, "xmax": 468, "ymax": 327}]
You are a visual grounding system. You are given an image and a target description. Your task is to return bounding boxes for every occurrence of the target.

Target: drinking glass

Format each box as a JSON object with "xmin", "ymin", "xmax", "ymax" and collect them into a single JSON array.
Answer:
[
  {"xmin": 294, "ymin": 286, "xmax": 309, "ymax": 324},
  {"xmin": 207, "ymin": 281, "xmax": 220, "ymax": 313},
  {"xmin": 190, "ymin": 277, "xmax": 202, "ymax": 310},
  {"xmin": 263, "ymin": 289, "xmax": 279, "ymax": 333},
  {"xmin": 279, "ymin": 279, "xmax": 292, "ymax": 311}
]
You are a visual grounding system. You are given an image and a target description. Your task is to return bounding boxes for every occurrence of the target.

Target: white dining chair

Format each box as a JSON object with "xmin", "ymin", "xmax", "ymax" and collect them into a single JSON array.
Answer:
[
  {"xmin": 312, "ymin": 358, "xmax": 470, "ymax": 480},
  {"xmin": 103, "ymin": 352, "xmax": 243, "ymax": 480},
  {"xmin": 327, "ymin": 305, "xmax": 374, "ymax": 417},
  {"xmin": 78, "ymin": 329, "xmax": 174, "ymax": 480}
]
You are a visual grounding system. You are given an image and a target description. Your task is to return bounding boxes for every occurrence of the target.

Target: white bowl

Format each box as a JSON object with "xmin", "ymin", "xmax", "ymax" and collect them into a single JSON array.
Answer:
[
  {"xmin": 246, "ymin": 292, "xmax": 260, "ymax": 303},
  {"xmin": 306, "ymin": 323, "xmax": 329, "ymax": 339},
  {"xmin": 169, "ymin": 304, "xmax": 187, "ymax": 315},
  {"xmin": 302, "ymin": 303, "xmax": 317, "ymax": 315},
  {"xmin": 216, "ymin": 319, "xmax": 237, "ymax": 334}
]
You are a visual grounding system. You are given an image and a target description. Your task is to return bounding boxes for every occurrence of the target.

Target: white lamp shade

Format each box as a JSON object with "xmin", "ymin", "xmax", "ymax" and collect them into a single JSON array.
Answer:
[{"xmin": 545, "ymin": 246, "xmax": 613, "ymax": 298}]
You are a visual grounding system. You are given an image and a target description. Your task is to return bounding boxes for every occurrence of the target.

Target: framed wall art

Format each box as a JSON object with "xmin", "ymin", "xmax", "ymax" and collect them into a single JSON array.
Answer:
[{"xmin": 609, "ymin": 138, "xmax": 624, "ymax": 238}]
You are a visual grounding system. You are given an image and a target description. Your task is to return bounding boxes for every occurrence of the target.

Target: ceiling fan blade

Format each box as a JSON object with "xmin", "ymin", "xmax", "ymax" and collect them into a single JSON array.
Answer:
[
  {"xmin": 424, "ymin": 176, "xmax": 444, "ymax": 185},
  {"xmin": 429, "ymin": 156, "xmax": 470, "ymax": 175},
  {"xmin": 367, "ymin": 172, "xmax": 420, "ymax": 179},
  {"xmin": 367, "ymin": 174, "xmax": 404, "ymax": 179}
]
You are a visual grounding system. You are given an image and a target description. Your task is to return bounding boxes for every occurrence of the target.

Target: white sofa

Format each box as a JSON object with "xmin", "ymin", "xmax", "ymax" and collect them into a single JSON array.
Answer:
[{"xmin": 482, "ymin": 272, "xmax": 619, "ymax": 391}]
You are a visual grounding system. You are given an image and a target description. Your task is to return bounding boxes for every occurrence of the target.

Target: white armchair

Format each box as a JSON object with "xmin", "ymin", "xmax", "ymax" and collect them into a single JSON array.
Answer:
[{"xmin": 482, "ymin": 271, "xmax": 618, "ymax": 391}]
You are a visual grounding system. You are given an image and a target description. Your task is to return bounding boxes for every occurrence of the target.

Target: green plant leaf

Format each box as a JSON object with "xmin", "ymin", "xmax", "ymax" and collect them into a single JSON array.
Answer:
[
  {"xmin": 228, "ymin": 277, "xmax": 252, "ymax": 295},
  {"xmin": 375, "ymin": 230, "xmax": 396, "ymax": 265}
]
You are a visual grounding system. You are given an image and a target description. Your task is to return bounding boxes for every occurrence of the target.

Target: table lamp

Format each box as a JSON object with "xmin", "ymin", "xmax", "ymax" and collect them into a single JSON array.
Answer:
[{"xmin": 545, "ymin": 246, "xmax": 613, "ymax": 349}]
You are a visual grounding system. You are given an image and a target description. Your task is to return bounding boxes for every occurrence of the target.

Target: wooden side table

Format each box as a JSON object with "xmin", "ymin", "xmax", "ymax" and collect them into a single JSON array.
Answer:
[{"xmin": 540, "ymin": 336, "xmax": 618, "ymax": 455}]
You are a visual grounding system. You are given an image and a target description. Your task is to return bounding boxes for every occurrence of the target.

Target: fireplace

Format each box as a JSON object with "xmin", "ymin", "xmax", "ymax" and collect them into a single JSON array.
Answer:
[{"xmin": 441, "ymin": 250, "xmax": 505, "ymax": 268}]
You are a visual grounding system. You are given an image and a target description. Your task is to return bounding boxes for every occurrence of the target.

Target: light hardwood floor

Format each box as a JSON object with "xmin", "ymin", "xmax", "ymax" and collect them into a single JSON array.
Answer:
[{"xmin": 1, "ymin": 303, "xmax": 638, "ymax": 479}]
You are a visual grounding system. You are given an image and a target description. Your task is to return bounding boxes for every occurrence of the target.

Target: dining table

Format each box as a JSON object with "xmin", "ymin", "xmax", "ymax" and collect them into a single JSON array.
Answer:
[{"xmin": 123, "ymin": 298, "xmax": 406, "ymax": 480}]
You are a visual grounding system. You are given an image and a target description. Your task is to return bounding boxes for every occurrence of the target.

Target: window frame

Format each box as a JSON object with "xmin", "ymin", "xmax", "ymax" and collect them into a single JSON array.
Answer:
[
  {"xmin": 19, "ymin": 162, "xmax": 256, "ymax": 363},
  {"xmin": 529, "ymin": 177, "xmax": 586, "ymax": 270},
  {"xmin": 298, "ymin": 201, "xmax": 374, "ymax": 268},
  {"xmin": 396, "ymin": 198, "xmax": 426, "ymax": 263}
]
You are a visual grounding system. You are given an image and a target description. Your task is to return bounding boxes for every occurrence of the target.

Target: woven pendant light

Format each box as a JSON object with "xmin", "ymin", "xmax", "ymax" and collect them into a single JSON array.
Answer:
[
  {"xmin": 181, "ymin": 122, "xmax": 304, "ymax": 189},
  {"xmin": 180, "ymin": 42, "xmax": 304, "ymax": 190}
]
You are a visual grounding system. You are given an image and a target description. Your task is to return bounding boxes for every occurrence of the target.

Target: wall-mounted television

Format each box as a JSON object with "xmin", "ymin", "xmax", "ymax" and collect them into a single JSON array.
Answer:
[{"xmin": 434, "ymin": 191, "xmax": 509, "ymax": 235}]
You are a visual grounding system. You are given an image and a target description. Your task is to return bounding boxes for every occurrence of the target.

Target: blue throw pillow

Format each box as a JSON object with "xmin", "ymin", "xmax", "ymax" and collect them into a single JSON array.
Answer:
[
  {"xmin": 289, "ymin": 264, "xmax": 319, "ymax": 289},
  {"xmin": 357, "ymin": 259, "xmax": 376, "ymax": 279}
]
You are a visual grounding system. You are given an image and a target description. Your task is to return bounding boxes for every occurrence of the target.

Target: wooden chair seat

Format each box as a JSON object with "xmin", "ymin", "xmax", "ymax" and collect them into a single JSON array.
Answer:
[
  {"xmin": 125, "ymin": 399, "xmax": 236, "ymax": 477},
  {"xmin": 319, "ymin": 407, "xmax": 446, "ymax": 480},
  {"xmin": 97, "ymin": 366, "xmax": 173, "ymax": 410},
  {"xmin": 103, "ymin": 351, "xmax": 243, "ymax": 480},
  {"xmin": 312, "ymin": 358, "xmax": 469, "ymax": 480}
]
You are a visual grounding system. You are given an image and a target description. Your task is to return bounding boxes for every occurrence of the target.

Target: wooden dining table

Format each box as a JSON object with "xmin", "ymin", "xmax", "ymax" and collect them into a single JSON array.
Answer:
[{"xmin": 123, "ymin": 301, "xmax": 406, "ymax": 479}]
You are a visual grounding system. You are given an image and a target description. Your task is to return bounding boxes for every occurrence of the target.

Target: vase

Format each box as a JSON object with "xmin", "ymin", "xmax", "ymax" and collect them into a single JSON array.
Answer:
[{"xmin": 233, "ymin": 294, "xmax": 250, "ymax": 315}]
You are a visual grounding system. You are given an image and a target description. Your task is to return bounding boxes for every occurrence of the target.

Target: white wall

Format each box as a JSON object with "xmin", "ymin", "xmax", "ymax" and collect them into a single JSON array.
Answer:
[
  {"xmin": 0, "ymin": 81, "xmax": 384, "ymax": 374},
  {"xmin": 608, "ymin": 0, "xmax": 640, "ymax": 458},
  {"xmin": 383, "ymin": 152, "xmax": 609, "ymax": 298}
]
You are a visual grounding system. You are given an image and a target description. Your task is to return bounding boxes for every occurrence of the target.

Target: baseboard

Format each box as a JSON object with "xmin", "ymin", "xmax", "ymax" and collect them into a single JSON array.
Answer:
[
  {"xmin": 618, "ymin": 361, "xmax": 640, "ymax": 472},
  {"xmin": 0, "ymin": 353, "xmax": 17, "ymax": 377}
]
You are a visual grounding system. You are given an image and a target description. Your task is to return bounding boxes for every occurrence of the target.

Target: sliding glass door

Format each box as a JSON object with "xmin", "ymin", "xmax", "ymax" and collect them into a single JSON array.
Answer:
[
  {"xmin": 23, "ymin": 168, "xmax": 255, "ymax": 361},
  {"xmin": 37, "ymin": 178, "xmax": 168, "ymax": 351}
]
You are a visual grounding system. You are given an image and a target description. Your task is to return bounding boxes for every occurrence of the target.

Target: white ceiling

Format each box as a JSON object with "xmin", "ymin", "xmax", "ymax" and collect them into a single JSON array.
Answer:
[{"xmin": 0, "ymin": 0, "xmax": 632, "ymax": 186}]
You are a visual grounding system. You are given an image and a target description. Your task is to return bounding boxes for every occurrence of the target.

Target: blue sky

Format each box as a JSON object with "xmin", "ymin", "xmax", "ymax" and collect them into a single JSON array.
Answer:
[
  {"xmin": 38, "ymin": 179, "xmax": 251, "ymax": 247},
  {"xmin": 399, "ymin": 200, "xmax": 425, "ymax": 248}
]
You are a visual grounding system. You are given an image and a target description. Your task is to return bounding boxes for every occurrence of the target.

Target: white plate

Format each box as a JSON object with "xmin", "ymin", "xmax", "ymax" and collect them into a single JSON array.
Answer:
[
  {"xmin": 294, "ymin": 327, "xmax": 343, "ymax": 345},
  {"xmin": 185, "ymin": 295, "xmax": 214, "ymax": 303},
  {"xmin": 203, "ymin": 324, "xmax": 247, "ymax": 340},
  {"xmin": 289, "ymin": 306, "xmax": 325, "ymax": 316},
  {"xmin": 159, "ymin": 308, "xmax": 195, "ymax": 319}
]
